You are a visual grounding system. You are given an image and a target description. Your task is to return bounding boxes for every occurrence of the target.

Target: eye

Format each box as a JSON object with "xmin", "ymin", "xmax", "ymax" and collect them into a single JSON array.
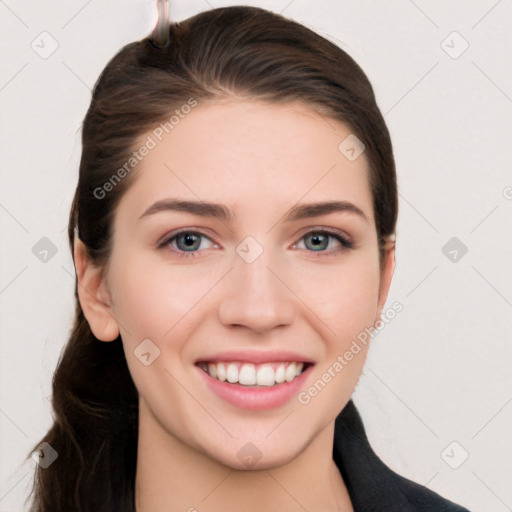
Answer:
[
  {"xmin": 158, "ymin": 230, "xmax": 218, "ymax": 258},
  {"xmin": 292, "ymin": 228, "xmax": 353, "ymax": 255},
  {"xmin": 157, "ymin": 227, "xmax": 353, "ymax": 259}
]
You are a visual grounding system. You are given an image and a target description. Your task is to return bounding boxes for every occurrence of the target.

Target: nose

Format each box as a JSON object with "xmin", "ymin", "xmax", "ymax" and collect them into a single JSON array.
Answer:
[{"xmin": 217, "ymin": 251, "xmax": 295, "ymax": 334}]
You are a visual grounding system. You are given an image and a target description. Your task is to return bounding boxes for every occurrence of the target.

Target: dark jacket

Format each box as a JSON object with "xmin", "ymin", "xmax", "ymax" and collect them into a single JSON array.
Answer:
[{"xmin": 333, "ymin": 400, "xmax": 471, "ymax": 511}]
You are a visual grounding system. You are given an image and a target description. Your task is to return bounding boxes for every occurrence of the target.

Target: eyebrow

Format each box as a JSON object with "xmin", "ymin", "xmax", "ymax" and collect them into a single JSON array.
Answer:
[{"xmin": 138, "ymin": 198, "xmax": 368, "ymax": 223}]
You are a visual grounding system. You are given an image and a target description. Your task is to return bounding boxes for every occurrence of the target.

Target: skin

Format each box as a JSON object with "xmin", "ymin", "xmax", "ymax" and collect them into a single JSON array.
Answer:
[{"xmin": 75, "ymin": 99, "xmax": 395, "ymax": 512}]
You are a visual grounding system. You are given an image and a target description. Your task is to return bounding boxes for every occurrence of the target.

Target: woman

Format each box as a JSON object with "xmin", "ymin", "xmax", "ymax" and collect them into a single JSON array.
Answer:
[{"xmin": 26, "ymin": 5, "xmax": 471, "ymax": 511}]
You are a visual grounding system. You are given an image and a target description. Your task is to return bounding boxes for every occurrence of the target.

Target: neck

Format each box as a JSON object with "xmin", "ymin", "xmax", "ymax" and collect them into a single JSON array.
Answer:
[{"xmin": 134, "ymin": 398, "xmax": 353, "ymax": 512}]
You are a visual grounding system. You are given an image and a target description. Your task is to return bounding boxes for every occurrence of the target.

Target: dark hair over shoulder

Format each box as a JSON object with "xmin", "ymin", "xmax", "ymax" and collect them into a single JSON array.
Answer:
[{"xmin": 26, "ymin": 6, "xmax": 397, "ymax": 511}]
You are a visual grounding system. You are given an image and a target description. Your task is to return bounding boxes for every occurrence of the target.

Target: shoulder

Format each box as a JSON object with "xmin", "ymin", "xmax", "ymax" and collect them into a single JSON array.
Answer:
[{"xmin": 333, "ymin": 400, "xmax": 471, "ymax": 512}]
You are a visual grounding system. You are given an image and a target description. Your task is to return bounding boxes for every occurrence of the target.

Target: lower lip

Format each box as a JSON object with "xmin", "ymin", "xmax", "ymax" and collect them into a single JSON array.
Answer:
[{"xmin": 196, "ymin": 365, "xmax": 313, "ymax": 411}]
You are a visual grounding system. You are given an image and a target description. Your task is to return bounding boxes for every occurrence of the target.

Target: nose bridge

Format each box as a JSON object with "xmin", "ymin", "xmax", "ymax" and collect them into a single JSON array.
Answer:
[{"xmin": 217, "ymin": 243, "xmax": 295, "ymax": 332}]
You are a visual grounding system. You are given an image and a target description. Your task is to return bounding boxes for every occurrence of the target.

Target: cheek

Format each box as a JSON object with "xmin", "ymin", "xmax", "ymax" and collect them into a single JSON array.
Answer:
[
  {"xmin": 107, "ymin": 254, "xmax": 200, "ymax": 401},
  {"xmin": 293, "ymin": 255, "xmax": 380, "ymax": 413},
  {"xmin": 111, "ymin": 271, "xmax": 171, "ymax": 339},
  {"xmin": 108, "ymin": 252, "xmax": 222, "ymax": 343},
  {"xmin": 289, "ymin": 251, "xmax": 381, "ymax": 345}
]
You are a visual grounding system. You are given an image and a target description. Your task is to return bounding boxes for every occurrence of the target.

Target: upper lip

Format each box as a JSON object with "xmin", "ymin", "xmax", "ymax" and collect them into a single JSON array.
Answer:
[{"xmin": 195, "ymin": 351, "xmax": 315, "ymax": 365}]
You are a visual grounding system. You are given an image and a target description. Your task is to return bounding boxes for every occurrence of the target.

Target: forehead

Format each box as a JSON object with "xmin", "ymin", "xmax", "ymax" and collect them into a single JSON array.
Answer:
[{"xmin": 117, "ymin": 99, "xmax": 374, "ymax": 225}]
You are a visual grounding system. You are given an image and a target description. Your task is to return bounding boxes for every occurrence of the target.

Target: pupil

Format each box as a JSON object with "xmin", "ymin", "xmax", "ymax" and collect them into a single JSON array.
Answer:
[
  {"xmin": 307, "ymin": 233, "xmax": 327, "ymax": 251},
  {"xmin": 179, "ymin": 233, "xmax": 199, "ymax": 250}
]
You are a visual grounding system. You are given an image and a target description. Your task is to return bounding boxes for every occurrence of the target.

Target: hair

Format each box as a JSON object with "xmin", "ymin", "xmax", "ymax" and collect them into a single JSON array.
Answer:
[{"xmin": 26, "ymin": 5, "xmax": 397, "ymax": 511}]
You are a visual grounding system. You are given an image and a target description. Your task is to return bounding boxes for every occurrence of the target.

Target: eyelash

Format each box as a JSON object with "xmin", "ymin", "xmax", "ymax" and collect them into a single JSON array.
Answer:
[{"xmin": 157, "ymin": 227, "xmax": 354, "ymax": 259}]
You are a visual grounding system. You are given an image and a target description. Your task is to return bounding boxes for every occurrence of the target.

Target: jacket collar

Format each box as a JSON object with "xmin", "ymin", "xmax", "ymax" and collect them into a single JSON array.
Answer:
[{"xmin": 332, "ymin": 400, "xmax": 469, "ymax": 512}]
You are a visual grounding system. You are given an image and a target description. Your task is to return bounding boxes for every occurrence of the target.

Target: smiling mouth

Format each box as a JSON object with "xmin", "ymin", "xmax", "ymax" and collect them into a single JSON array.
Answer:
[{"xmin": 196, "ymin": 361, "xmax": 311, "ymax": 387}]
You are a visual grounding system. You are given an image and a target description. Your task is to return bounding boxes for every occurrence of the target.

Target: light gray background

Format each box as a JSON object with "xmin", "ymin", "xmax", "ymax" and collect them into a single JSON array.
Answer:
[{"xmin": 1, "ymin": 1, "xmax": 511, "ymax": 511}]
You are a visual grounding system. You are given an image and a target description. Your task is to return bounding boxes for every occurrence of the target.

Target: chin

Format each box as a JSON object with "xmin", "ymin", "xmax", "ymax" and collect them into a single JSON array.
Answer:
[
  {"xmin": 209, "ymin": 446, "xmax": 303, "ymax": 472},
  {"xmin": 197, "ymin": 429, "xmax": 313, "ymax": 472}
]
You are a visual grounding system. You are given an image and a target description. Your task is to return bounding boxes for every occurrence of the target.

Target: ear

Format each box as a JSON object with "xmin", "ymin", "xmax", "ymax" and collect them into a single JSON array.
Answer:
[
  {"xmin": 73, "ymin": 238, "xmax": 120, "ymax": 342},
  {"xmin": 376, "ymin": 236, "xmax": 396, "ymax": 319}
]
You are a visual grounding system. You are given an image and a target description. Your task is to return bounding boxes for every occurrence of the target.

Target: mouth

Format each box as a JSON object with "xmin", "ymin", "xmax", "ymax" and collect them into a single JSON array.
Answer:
[
  {"xmin": 195, "ymin": 361, "xmax": 312, "ymax": 388},
  {"xmin": 194, "ymin": 357, "xmax": 314, "ymax": 410}
]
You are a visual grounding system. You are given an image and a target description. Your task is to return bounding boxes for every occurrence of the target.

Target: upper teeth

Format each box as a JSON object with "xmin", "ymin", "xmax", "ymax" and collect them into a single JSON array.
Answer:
[{"xmin": 198, "ymin": 361, "xmax": 305, "ymax": 387}]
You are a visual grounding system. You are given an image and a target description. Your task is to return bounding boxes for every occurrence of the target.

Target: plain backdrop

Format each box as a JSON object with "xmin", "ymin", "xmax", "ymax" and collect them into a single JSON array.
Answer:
[{"xmin": 1, "ymin": 1, "xmax": 511, "ymax": 511}]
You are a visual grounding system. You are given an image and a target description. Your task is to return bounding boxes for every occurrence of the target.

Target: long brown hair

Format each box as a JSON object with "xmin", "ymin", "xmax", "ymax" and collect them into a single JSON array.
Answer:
[{"xmin": 26, "ymin": 6, "xmax": 397, "ymax": 511}]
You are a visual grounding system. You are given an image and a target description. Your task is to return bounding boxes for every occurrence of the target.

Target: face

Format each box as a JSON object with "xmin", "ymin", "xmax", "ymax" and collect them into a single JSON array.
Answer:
[{"xmin": 80, "ymin": 99, "xmax": 394, "ymax": 470}]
